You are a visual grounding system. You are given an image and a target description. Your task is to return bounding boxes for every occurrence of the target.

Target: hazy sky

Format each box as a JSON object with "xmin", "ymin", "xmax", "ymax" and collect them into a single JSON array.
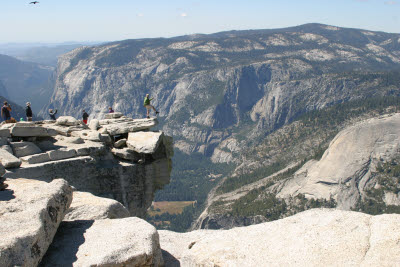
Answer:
[{"xmin": 1, "ymin": 0, "xmax": 399, "ymax": 43}]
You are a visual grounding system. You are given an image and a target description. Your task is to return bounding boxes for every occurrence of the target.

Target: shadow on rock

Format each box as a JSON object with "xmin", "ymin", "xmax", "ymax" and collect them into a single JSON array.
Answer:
[
  {"xmin": 0, "ymin": 189, "xmax": 15, "ymax": 201},
  {"xmin": 39, "ymin": 220, "xmax": 95, "ymax": 266},
  {"xmin": 162, "ymin": 249, "xmax": 180, "ymax": 267}
]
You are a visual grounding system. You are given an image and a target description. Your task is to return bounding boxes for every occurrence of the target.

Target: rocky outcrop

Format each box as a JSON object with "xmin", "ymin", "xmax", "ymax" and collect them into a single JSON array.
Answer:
[
  {"xmin": 41, "ymin": 217, "xmax": 163, "ymax": 267},
  {"xmin": 0, "ymin": 178, "xmax": 72, "ymax": 267},
  {"xmin": 2, "ymin": 115, "xmax": 173, "ymax": 217},
  {"xmin": 160, "ymin": 209, "xmax": 400, "ymax": 266},
  {"xmin": 277, "ymin": 113, "xmax": 400, "ymax": 209}
]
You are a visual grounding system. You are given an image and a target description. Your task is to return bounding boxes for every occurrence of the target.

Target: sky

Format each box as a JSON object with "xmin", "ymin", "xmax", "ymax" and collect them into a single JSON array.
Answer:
[{"xmin": 1, "ymin": 0, "xmax": 399, "ymax": 43}]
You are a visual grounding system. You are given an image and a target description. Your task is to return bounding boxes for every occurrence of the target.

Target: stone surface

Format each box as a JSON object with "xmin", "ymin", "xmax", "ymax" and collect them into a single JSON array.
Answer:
[
  {"xmin": 0, "ymin": 137, "xmax": 8, "ymax": 146},
  {"xmin": 20, "ymin": 152, "xmax": 51, "ymax": 164},
  {"xmin": 56, "ymin": 116, "xmax": 81, "ymax": 126},
  {"xmin": 10, "ymin": 141, "xmax": 42, "ymax": 158},
  {"xmin": 111, "ymin": 147, "xmax": 139, "ymax": 161},
  {"xmin": 71, "ymin": 129, "xmax": 101, "ymax": 142},
  {"xmin": 41, "ymin": 217, "xmax": 163, "ymax": 267},
  {"xmin": 114, "ymin": 138, "xmax": 127, "ymax": 148},
  {"xmin": 1, "ymin": 145, "xmax": 13, "ymax": 154},
  {"xmin": 64, "ymin": 191, "xmax": 130, "ymax": 221},
  {"xmin": 104, "ymin": 112, "xmax": 123, "ymax": 119},
  {"xmin": 11, "ymin": 125, "xmax": 57, "ymax": 137},
  {"xmin": 0, "ymin": 148, "xmax": 22, "ymax": 168},
  {"xmin": 88, "ymin": 119, "xmax": 100, "ymax": 130},
  {"xmin": 0, "ymin": 128, "xmax": 10, "ymax": 138},
  {"xmin": 127, "ymin": 131, "xmax": 164, "ymax": 154},
  {"xmin": 160, "ymin": 209, "xmax": 400, "ymax": 266},
  {"xmin": 0, "ymin": 162, "xmax": 5, "ymax": 176},
  {"xmin": 48, "ymin": 148, "xmax": 77, "ymax": 161},
  {"xmin": 278, "ymin": 114, "xmax": 400, "ymax": 209},
  {"xmin": 0, "ymin": 179, "xmax": 73, "ymax": 267}
]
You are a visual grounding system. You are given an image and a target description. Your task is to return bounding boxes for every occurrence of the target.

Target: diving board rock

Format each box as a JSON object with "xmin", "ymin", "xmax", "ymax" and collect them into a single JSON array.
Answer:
[
  {"xmin": 104, "ymin": 112, "xmax": 124, "ymax": 119},
  {"xmin": 0, "ymin": 179, "xmax": 72, "ymax": 267},
  {"xmin": 40, "ymin": 217, "xmax": 163, "ymax": 267},
  {"xmin": 100, "ymin": 118, "xmax": 158, "ymax": 136}
]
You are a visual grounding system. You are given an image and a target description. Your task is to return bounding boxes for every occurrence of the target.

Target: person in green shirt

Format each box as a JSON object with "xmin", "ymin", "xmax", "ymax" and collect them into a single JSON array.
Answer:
[{"xmin": 143, "ymin": 94, "xmax": 159, "ymax": 118}]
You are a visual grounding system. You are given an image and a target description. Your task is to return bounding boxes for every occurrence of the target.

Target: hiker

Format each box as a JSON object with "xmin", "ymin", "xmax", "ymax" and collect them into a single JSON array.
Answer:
[
  {"xmin": 49, "ymin": 109, "xmax": 58, "ymax": 120},
  {"xmin": 1, "ymin": 101, "xmax": 12, "ymax": 123},
  {"xmin": 26, "ymin": 102, "xmax": 33, "ymax": 121},
  {"xmin": 82, "ymin": 110, "xmax": 89, "ymax": 124},
  {"xmin": 143, "ymin": 94, "xmax": 159, "ymax": 119},
  {"xmin": 108, "ymin": 107, "xmax": 114, "ymax": 113}
]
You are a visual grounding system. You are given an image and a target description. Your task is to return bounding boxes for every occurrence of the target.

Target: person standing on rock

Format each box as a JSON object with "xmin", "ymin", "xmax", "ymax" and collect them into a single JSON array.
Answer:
[
  {"xmin": 26, "ymin": 102, "xmax": 33, "ymax": 121},
  {"xmin": 1, "ymin": 101, "xmax": 12, "ymax": 123},
  {"xmin": 108, "ymin": 107, "xmax": 114, "ymax": 113},
  {"xmin": 82, "ymin": 110, "xmax": 89, "ymax": 124},
  {"xmin": 49, "ymin": 108, "xmax": 58, "ymax": 120},
  {"xmin": 143, "ymin": 94, "xmax": 159, "ymax": 119}
]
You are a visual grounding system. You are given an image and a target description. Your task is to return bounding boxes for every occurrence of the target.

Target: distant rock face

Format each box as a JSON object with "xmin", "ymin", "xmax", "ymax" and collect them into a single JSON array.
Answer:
[
  {"xmin": 160, "ymin": 209, "xmax": 400, "ymax": 266},
  {"xmin": 0, "ymin": 179, "xmax": 72, "ymax": 267},
  {"xmin": 41, "ymin": 24, "xmax": 400, "ymax": 163},
  {"xmin": 2, "ymin": 116, "xmax": 173, "ymax": 218},
  {"xmin": 277, "ymin": 114, "xmax": 400, "ymax": 209}
]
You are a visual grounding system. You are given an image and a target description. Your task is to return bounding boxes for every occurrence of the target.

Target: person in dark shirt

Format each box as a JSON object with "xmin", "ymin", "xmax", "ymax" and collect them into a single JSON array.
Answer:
[
  {"xmin": 1, "ymin": 101, "xmax": 12, "ymax": 123},
  {"xmin": 26, "ymin": 102, "xmax": 33, "ymax": 121},
  {"xmin": 108, "ymin": 107, "xmax": 114, "ymax": 113},
  {"xmin": 49, "ymin": 109, "xmax": 58, "ymax": 120},
  {"xmin": 82, "ymin": 110, "xmax": 89, "ymax": 124}
]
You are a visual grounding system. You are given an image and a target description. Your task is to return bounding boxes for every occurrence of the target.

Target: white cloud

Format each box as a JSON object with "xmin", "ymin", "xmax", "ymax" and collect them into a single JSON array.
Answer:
[
  {"xmin": 180, "ymin": 13, "xmax": 188, "ymax": 17},
  {"xmin": 137, "ymin": 13, "xmax": 144, "ymax": 17},
  {"xmin": 384, "ymin": 1, "xmax": 397, "ymax": 5}
]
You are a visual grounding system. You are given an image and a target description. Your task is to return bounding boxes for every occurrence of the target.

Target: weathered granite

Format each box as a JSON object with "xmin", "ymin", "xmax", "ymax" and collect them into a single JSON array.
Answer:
[
  {"xmin": 40, "ymin": 217, "xmax": 163, "ymax": 267},
  {"xmin": 10, "ymin": 141, "xmax": 42, "ymax": 158},
  {"xmin": 0, "ymin": 137, "xmax": 8, "ymax": 146},
  {"xmin": 104, "ymin": 112, "xmax": 124, "ymax": 119},
  {"xmin": 160, "ymin": 209, "xmax": 400, "ymax": 266},
  {"xmin": 114, "ymin": 138, "xmax": 127, "ymax": 148},
  {"xmin": 48, "ymin": 148, "xmax": 77, "ymax": 161},
  {"xmin": 71, "ymin": 130, "xmax": 102, "ymax": 142},
  {"xmin": 64, "ymin": 191, "xmax": 130, "ymax": 221},
  {"xmin": 0, "ymin": 128, "xmax": 10, "ymax": 138},
  {"xmin": 56, "ymin": 116, "xmax": 81, "ymax": 126},
  {"xmin": 111, "ymin": 147, "xmax": 139, "ymax": 161},
  {"xmin": 0, "ymin": 148, "xmax": 22, "ymax": 168},
  {"xmin": 89, "ymin": 119, "xmax": 100, "ymax": 130},
  {"xmin": 20, "ymin": 152, "xmax": 51, "ymax": 164},
  {"xmin": 11, "ymin": 125, "xmax": 58, "ymax": 137},
  {"xmin": 0, "ymin": 179, "xmax": 72, "ymax": 267}
]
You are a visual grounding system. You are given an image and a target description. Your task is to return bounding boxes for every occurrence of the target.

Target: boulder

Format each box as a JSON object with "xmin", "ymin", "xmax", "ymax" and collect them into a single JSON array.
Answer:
[
  {"xmin": 10, "ymin": 126, "xmax": 57, "ymax": 137},
  {"xmin": 10, "ymin": 142, "xmax": 42, "ymax": 158},
  {"xmin": 64, "ymin": 191, "xmax": 130, "ymax": 221},
  {"xmin": 1, "ymin": 145, "xmax": 13, "ymax": 154},
  {"xmin": 88, "ymin": 119, "xmax": 100, "ymax": 130},
  {"xmin": 114, "ymin": 138, "xmax": 127, "ymax": 148},
  {"xmin": 100, "ymin": 134, "xmax": 112, "ymax": 144},
  {"xmin": 104, "ymin": 112, "xmax": 124, "ymax": 119},
  {"xmin": 0, "ymin": 128, "xmax": 10, "ymax": 138},
  {"xmin": 159, "ymin": 209, "xmax": 400, "ymax": 266},
  {"xmin": 111, "ymin": 147, "xmax": 139, "ymax": 161},
  {"xmin": 56, "ymin": 116, "xmax": 81, "ymax": 126},
  {"xmin": 0, "ymin": 148, "xmax": 22, "ymax": 168},
  {"xmin": 64, "ymin": 137, "xmax": 85, "ymax": 144},
  {"xmin": 127, "ymin": 131, "xmax": 164, "ymax": 154},
  {"xmin": 40, "ymin": 217, "xmax": 163, "ymax": 267},
  {"xmin": 0, "ymin": 137, "xmax": 8, "ymax": 146},
  {"xmin": 0, "ymin": 179, "xmax": 72, "ymax": 267},
  {"xmin": 71, "ymin": 130, "xmax": 101, "ymax": 142},
  {"xmin": 48, "ymin": 148, "xmax": 77, "ymax": 161},
  {"xmin": 20, "ymin": 152, "xmax": 51, "ymax": 165}
]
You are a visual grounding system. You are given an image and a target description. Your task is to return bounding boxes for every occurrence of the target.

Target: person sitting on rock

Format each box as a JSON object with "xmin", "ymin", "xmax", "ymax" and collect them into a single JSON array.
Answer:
[
  {"xmin": 1, "ymin": 101, "xmax": 12, "ymax": 123},
  {"xmin": 26, "ymin": 102, "xmax": 33, "ymax": 121},
  {"xmin": 82, "ymin": 110, "xmax": 89, "ymax": 124},
  {"xmin": 143, "ymin": 94, "xmax": 159, "ymax": 119},
  {"xmin": 108, "ymin": 107, "xmax": 114, "ymax": 113},
  {"xmin": 49, "ymin": 109, "xmax": 58, "ymax": 120}
]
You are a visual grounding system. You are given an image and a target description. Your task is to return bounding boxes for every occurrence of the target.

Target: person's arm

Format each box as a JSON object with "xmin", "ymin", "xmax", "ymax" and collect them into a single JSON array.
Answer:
[
  {"xmin": 150, "ymin": 98, "xmax": 154, "ymax": 101},
  {"xmin": 54, "ymin": 109, "xmax": 58, "ymax": 115},
  {"xmin": 7, "ymin": 104, "xmax": 11, "ymax": 111},
  {"xmin": 1, "ymin": 108, "xmax": 3, "ymax": 117}
]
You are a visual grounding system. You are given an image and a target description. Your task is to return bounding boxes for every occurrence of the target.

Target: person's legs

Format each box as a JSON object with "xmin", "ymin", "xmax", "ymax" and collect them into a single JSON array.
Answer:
[
  {"xmin": 145, "ymin": 105, "xmax": 151, "ymax": 118},
  {"xmin": 27, "ymin": 117, "xmax": 32, "ymax": 121}
]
